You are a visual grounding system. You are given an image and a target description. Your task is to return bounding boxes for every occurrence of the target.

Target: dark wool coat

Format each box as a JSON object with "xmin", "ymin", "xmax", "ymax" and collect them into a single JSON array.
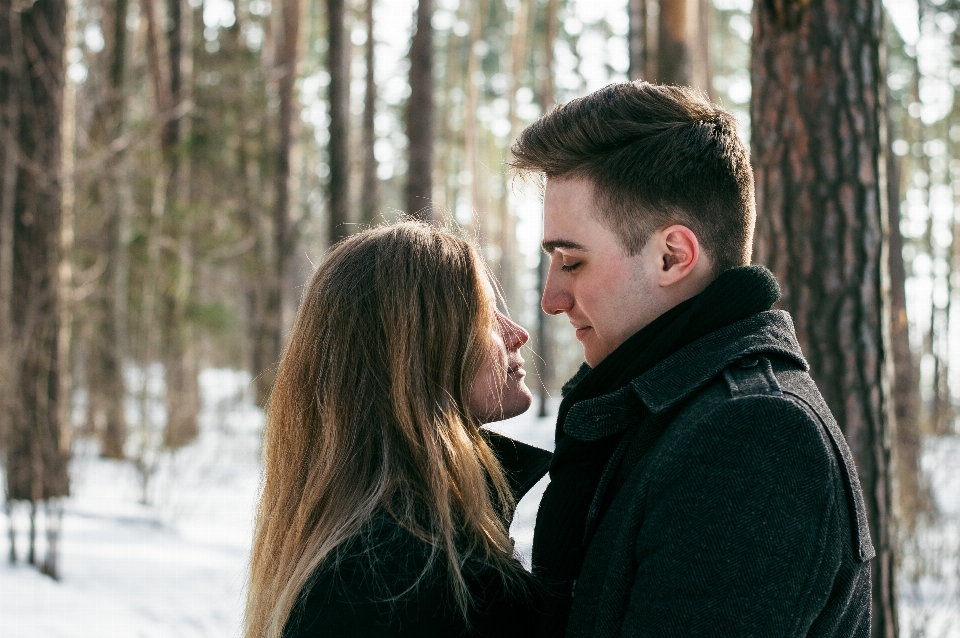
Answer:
[
  {"xmin": 283, "ymin": 432, "xmax": 552, "ymax": 638},
  {"xmin": 542, "ymin": 310, "xmax": 874, "ymax": 638}
]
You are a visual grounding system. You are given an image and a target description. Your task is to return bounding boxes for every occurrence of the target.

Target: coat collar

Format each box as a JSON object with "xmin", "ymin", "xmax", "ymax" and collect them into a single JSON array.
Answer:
[
  {"xmin": 563, "ymin": 310, "xmax": 808, "ymax": 441},
  {"xmin": 482, "ymin": 429, "xmax": 553, "ymax": 501}
]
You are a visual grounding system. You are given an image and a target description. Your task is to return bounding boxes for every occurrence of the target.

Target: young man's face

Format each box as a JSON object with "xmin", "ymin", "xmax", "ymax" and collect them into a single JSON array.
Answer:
[{"xmin": 541, "ymin": 177, "xmax": 678, "ymax": 367}]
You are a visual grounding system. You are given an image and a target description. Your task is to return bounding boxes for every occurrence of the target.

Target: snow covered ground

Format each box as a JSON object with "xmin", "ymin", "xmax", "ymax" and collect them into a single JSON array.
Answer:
[
  {"xmin": 0, "ymin": 369, "xmax": 556, "ymax": 637},
  {"xmin": 2, "ymin": 369, "xmax": 958, "ymax": 637}
]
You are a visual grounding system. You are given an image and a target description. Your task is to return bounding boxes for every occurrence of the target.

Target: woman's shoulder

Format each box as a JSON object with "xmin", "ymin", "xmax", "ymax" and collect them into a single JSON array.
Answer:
[
  {"xmin": 283, "ymin": 517, "xmax": 456, "ymax": 637},
  {"xmin": 283, "ymin": 513, "xmax": 536, "ymax": 638}
]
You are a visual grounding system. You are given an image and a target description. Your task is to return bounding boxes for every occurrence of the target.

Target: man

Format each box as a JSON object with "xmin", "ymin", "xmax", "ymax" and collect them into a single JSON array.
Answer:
[{"xmin": 511, "ymin": 83, "xmax": 873, "ymax": 637}]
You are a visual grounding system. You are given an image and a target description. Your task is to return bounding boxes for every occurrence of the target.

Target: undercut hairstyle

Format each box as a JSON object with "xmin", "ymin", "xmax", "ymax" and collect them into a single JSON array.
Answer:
[{"xmin": 510, "ymin": 82, "xmax": 756, "ymax": 273}]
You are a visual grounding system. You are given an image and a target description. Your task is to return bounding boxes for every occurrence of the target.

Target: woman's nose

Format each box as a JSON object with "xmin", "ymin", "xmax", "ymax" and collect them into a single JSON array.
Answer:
[{"xmin": 500, "ymin": 315, "xmax": 529, "ymax": 349}]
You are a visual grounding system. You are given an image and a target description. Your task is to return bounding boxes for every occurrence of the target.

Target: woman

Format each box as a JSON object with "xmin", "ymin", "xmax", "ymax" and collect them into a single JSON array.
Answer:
[{"xmin": 244, "ymin": 221, "xmax": 551, "ymax": 638}]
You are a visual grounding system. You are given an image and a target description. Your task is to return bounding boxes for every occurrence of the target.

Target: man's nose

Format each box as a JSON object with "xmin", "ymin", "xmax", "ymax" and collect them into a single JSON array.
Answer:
[{"xmin": 541, "ymin": 270, "xmax": 573, "ymax": 316}]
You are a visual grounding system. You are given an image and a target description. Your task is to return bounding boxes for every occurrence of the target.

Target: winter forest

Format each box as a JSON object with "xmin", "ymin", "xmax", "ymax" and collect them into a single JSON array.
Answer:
[{"xmin": 1, "ymin": 0, "xmax": 959, "ymax": 635}]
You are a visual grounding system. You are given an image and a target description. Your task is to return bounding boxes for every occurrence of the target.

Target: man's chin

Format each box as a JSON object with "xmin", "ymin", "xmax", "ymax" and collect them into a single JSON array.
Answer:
[{"xmin": 582, "ymin": 342, "xmax": 613, "ymax": 368}]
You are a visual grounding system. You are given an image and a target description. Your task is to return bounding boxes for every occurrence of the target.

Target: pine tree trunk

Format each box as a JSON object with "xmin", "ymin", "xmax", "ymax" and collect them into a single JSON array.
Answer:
[
  {"xmin": 160, "ymin": 0, "xmax": 200, "ymax": 449},
  {"xmin": 359, "ymin": 0, "xmax": 379, "ymax": 225},
  {"xmin": 887, "ymin": 147, "xmax": 923, "ymax": 526},
  {"xmin": 499, "ymin": 0, "xmax": 529, "ymax": 315},
  {"xmin": 628, "ymin": 0, "xmax": 646, "ymax": 81},
  {"xmin": 253, "ymin": 0, "xmax": 301, "ymax": 406},
  {"xmin": 694, "ymin": 0, "xmax": 714, "ymax": 98},
  {"xmin": 463, "ymin": 0, "xmax": 484, "ymax": 229},
  {"xmin": 98, "ymin": 0, "xmax": 132, "ymax": 458},
  {"xmin": 751, "ymin": 1, "xmax": 897, "ymax": 635},
  {"xmin": 0, "ymin": 0, "xmax": 71, "ymax": 511},
  {"xmin": 405, "ymin": 0, "xmax": 434, "ymax": 219},
  {"xmin": 0, "ymin": 1, "xmax": 21, "ymax": 448},
  {"xmin": 536, "ymin": 0, "xmax": 558, "ymax": 415},
  {"xmin": 327, "ymin": 0, "xmax": 350, "ymax": 241},
  {"xmin": 657, "ymin": 0, "xmax": 692, "ymax": 85}
]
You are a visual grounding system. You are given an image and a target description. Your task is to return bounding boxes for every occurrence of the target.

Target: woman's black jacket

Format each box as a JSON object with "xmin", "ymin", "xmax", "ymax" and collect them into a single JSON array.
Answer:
[{"xmin": 282, "ymin": 432, "xmax": 552, "ymax": 638}]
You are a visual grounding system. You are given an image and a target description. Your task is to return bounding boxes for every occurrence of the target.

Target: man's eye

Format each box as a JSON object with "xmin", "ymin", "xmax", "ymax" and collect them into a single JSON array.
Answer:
[{"xmin": 560, "ymin": 261, "xmax": 581, "ymax": 272}]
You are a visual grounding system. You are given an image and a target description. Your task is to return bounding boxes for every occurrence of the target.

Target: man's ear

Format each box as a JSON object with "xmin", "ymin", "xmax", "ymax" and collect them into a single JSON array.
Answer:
[{"xmin": 658, "ymin": 225, "xmax": 700, "ymax": 285}]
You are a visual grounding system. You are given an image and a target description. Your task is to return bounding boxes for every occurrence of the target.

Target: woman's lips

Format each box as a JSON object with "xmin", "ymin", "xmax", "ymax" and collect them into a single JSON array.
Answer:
[{"xmin": 508, "ymin": 361, "xmax": 525, "ymax": 378}]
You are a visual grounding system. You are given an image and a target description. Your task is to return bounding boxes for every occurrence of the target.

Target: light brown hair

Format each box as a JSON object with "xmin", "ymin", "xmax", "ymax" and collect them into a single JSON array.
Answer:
[
  {"xmin": 510, "ymin": 82, "xmax": 755, "ymax": 272},
  {"xmin": 244, "ymin": 221, "xmax": 522, "ymax": 638}
]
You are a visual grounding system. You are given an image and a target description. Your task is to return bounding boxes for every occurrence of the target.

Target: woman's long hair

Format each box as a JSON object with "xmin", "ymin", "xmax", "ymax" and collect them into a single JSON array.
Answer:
[{"xmin": 244, "ymin": 221, "xmax": 523, "ymax": 638}]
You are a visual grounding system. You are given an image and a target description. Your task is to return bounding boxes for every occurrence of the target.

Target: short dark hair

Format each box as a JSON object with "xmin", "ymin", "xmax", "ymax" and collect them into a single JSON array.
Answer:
[{"xmin": 510, "ymin": 82, "xmax": 755, "ymax": 272}]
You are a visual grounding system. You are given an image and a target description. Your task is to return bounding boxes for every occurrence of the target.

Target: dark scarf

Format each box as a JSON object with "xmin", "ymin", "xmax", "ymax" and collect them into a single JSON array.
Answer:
[{"xmin": 531, "ymin": 266, "xmax": 780, "ymax": 637}]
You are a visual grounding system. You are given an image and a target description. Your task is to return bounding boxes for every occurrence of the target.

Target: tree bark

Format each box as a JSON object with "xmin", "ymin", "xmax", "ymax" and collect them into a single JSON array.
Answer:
[
  {"xmin": 405, "ymin": 0, "xmax": 434, "ymax": 219},
  {"xmin": 657, "ymin": 0, "xmax": 692, "ymax": 85},
  {"xmin": 498, "ymin": 0, "xmax": 529, "ymax": 315},
  {"xmin": 0, "ymin": 0, "xmax": 71, "ymax": 517},
  {"xmin": 628, "ymin": 0, "xmax": 647, "ymax": 81},
  {"xmin": 694, "ymin": 0, "xmax": 714, "ymax": 98},
  {"xmin": 885, "ymin": 102, "xmax": 923, "ymax": 527},
  {"xmin": 0, "ymin": 0, "xmax": 22, "ymax": 447},
  {"xmin": 536, "ymin": 0, "xmax": 558, "ymax": 415},
  {"xmin": 751, "ymin": 1, "xmax": 897, "ymax": 636},
  {"xmin": 327, "ymin": 0, "xmax": 350, "ymax": 241},
  {"xmin": 96, "ymin": 0, "xmax": 132, "ymax": 458},
  {"xmin": 359, "ymin": 0, "xmax": 379, "ymax": 225},
  {"xmin": 252, "ymin": 0, "xmax": 301, "ymax": 407}
]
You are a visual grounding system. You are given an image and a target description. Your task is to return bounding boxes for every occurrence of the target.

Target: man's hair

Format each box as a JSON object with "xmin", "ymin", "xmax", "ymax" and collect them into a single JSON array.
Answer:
[{"xmin": 510, "ymin": 82, "xmax": 755, "ymax": 272}]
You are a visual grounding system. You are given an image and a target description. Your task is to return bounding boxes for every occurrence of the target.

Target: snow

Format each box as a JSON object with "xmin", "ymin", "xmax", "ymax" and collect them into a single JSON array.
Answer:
[
  {"xmin": 3, "ymin": 370, "xmax": 958, "ymax": 636},
  {"xmin": 0, "ymin": 370, "xmax": 556, "ymax": 637}
]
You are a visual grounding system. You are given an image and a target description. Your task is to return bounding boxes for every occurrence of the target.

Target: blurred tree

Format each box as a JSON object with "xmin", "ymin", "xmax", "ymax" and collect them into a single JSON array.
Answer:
[
  {"xmin": 536, "ymin": 0, "xmax": 558, "ymax": 416},
  {"xmin": 89, "ymin": 0, "xmax": 133, "ymax": 459},
  {"xmin": 628, "ymin": 0, "xmax": 647, "ymax": 81},
  {"xmin": 359, "ymin": 0, "xmax": 380, "ymax": 225},
  {"xmin": 406, "ymin": 0, "xmax": 435, "ymax": 219},
  {"xmin": 751, "ymin": 1, "xmax": 898, "ymax": 635},
  {"xmin": 657, "ymin": 0, "xmax": 692, "ymax": 84},
  {"xmin": 142, "ymin": 0, "xmax": 201, "ymax": 449},
  {"xmin": 328, "ymin": 0, "xmax": 350, "ymax": 241},
  {"xmin": 251, "ymin": 0, "xmax": 302, "ymax": 406},
  {"xmin": 0, "ymin": 0, "xmax": 71, "ymax": 579},
  {"xmin": 160, "ymin": 0, "xmax": 200, "ymax": 450}
]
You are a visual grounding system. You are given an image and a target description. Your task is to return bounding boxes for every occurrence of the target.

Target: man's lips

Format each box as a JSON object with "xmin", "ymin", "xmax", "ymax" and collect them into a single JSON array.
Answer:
[{"xmin": 574, "ymin": 326, "xmax": 592, "ymax": 340}]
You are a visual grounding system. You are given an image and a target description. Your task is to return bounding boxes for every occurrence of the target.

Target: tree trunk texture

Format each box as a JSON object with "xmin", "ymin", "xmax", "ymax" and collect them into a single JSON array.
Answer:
[
  {"xmin": 252, "ymin": 0, "xmax": 301, "ymax": 407},
  {"xmin": 886, "ymin": 146, "xmax": 924, "ymax": 527},
  {"xmin": 92, "ymin": 0, "xmax": 132, "ymax": 459},
  {"xmin": 657, "ymin": 0, "xmax": 692, "ymax": 85},
  {"xmin": 405, "ymin": 0, "xmax": 434, "ymax": 219},
  {"xmin": 628, "ymin": 0, "xmax": 647, "ymax": 81},
  {"xmin": 536, "ymin": 0, "xmax": 558, "ymax": 415},
  {"xmin": 751, "ymin": 1, "xmax": 897, "ymax": 636},
  {"xmin": 327, "ymin": 0, "xmax": 350, "ymax": 241},
  {"xmin": 359, "ymin": 0, "xmax": 380, "ymax": 225},
  {"xmin": 694, "ymin": 0, "xmax": 714, "ymax": 98},
  {"xmin": 462, "ymin": 0, "xmax": 484, "ymax": 230},
  {"xmin": 161, "ymin": 0, "xmax": 199, "ymax": 449},
  {"xmin": 0, "ymin": 1, "xmax": 22, "ymax": 448},
  {"xmin": 498, "ymin": 0, "xmax": 529, "ymax": 315},
  {"xmin": 0, "ymin": 0, "xmax": 71, "ymax": 511},
  {"xmin": 57, "ymin": 0, "xmax": 78, "ymax": 470}
]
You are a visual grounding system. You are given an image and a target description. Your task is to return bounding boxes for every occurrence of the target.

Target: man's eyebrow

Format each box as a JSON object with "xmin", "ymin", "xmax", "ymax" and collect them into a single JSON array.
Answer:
[{"xmin": 541, "ymin": 239, "xmax": 588, "ymax": 253}]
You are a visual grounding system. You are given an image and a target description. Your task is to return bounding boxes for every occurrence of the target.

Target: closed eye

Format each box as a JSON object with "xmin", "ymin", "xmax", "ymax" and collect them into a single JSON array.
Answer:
[{"xmin": 560, "ymin": 262, "xmax": 581, "ymax": 272}]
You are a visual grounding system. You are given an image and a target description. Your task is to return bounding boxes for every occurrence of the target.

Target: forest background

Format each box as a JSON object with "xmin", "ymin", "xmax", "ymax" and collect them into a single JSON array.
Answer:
[{"xmin": 1, "ymin": 0, "xmax": 959, "ymax": 635}]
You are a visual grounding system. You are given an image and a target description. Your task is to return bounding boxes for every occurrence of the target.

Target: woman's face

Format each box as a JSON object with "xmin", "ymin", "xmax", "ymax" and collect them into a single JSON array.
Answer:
[{"xmin": 469, "ymin": 284, "xmax": 533, "ymax": 423}]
